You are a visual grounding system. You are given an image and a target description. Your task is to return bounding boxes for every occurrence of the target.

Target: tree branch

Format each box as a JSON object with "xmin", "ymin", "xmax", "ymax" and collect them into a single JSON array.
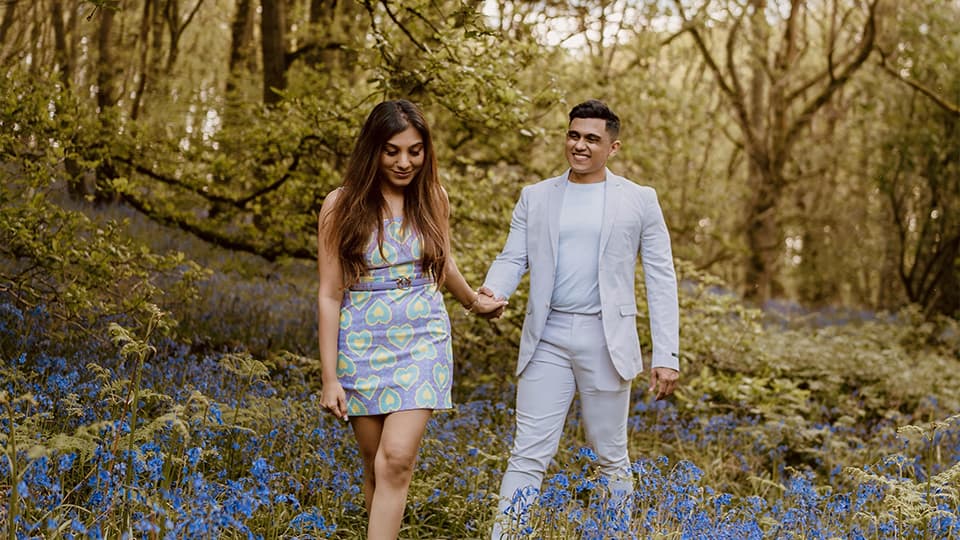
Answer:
[
  {"xmin": 180, "ymin": 0, "xmax": 205, "ymax": 33},
  {"xmin": 875, "ymin": 49, "xmax": 960, "ymax": 118},
  {"xmin": 114, "ymin": 134, "xmax": 324, "ymax": 209},
  {"xmin": 380, "ymin": 0, "xmax": 428, "ymax": 52},
  {"xmin": 782, "ymin": 0, "xmax": 879, "ymax": 157},
  {"xmin": 785, "ymin": 4, "xmax": 861, "ymax": 104},
  {"xmin": 119, "ymin": 190, "xmax": 314, "ymax": 262},
  {"xmin": 285, "ymin": 41, "xmax": 347, "ymax": 68},
  {"xmin": 672, "ymin": 0, "xmax": 760, "ymax": 156}
]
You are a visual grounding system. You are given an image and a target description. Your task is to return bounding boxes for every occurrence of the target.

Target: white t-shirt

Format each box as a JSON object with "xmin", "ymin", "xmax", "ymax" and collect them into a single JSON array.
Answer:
[{"xmin": 550, "ymin": 180, "xmax": 605, "ymax": 314}]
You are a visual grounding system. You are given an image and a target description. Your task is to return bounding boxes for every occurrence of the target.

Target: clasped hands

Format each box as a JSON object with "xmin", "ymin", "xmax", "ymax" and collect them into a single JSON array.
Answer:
[{"xmin": 467, "ymin": 286, "xmax": 507, "ymax": 320}]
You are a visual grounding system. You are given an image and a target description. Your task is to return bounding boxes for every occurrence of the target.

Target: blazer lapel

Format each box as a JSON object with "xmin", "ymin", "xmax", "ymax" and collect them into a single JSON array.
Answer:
[
  {"xmin": 598, "ymin": 169, "xmax": 621, "ymax": 256},
  {"xmin": 547, "ymin": 174, "xmax": 566, "ymax": 264}
]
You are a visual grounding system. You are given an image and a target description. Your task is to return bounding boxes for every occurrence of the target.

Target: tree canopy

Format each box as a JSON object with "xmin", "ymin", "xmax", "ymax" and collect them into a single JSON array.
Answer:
[{"xmin": 2, "ymin": 0, "xmax": 958, "ymax": 320}]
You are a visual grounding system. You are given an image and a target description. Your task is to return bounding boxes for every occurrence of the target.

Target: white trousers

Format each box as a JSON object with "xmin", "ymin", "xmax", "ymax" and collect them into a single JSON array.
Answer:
[{"xmin": 491, "ymin": 310, "xmax": 634, "ymax": 539}]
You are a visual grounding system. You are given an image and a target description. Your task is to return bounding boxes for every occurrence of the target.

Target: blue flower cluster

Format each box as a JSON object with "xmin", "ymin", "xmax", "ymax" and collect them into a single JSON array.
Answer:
[{"xmin": 2, "ymin": 298, "xmax": 959, "ymax": 539}]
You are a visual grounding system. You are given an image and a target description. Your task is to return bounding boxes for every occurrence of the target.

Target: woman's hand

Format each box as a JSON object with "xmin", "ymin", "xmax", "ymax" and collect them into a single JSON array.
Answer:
[
  {"xmin": 320, "ymin": 380, "xmax": 348, "ymax": 420},
  {"xmin": 469, "ymin": 288, "xmax": 507, "ymax": 319}
]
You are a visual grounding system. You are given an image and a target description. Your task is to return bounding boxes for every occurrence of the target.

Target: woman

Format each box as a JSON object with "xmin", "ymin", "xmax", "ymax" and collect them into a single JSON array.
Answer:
[{"xmin": 317, "ymin": 99, "xmax": 504, "ymax": 539}]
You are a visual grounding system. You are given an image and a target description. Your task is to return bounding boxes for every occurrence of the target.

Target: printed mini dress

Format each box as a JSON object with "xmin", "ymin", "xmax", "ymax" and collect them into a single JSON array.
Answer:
[{"xmin": 336, "ymin": 217, "xmax": 453, "ymax": 416}]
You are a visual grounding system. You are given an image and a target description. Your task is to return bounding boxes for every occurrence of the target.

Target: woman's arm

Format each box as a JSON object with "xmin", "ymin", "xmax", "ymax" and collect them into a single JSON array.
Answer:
[
  {"xmin": 439, "ymin": 187, "xmax": 506, "ymax": 316},
  {"xmin": 445, "ymin": 254, "xmax": 507, "ymax": 316},
  {"xmin": 444, "ymin": 254, "xmax": 477, "ymax": 308},
  {"xmin": 318, "ymin": 189, "xmax": 348, "ymax": 419}
]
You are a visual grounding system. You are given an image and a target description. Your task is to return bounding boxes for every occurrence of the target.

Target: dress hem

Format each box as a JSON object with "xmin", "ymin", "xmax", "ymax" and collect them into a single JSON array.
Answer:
[{"xmin": 348, "ymin": 404, "xmax": 454, "ymax": 416}]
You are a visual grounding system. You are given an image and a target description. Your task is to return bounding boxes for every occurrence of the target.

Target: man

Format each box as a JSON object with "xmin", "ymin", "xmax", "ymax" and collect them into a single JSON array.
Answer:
[{"xmin": 480, "ymin": 99, "xmax": 680, "ymax": 538}]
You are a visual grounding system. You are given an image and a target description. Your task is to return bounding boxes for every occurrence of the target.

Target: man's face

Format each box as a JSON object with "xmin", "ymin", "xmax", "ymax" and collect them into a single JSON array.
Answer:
[{"xmin": 565, "ymin": 117, "xmax": 620, "ymax": 182}]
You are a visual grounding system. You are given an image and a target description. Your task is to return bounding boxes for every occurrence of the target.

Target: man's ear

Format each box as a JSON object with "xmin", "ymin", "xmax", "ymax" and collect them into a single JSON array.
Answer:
[{"xmin": 608, "ymin": 139, "xmax": 621, "ymax": 158}]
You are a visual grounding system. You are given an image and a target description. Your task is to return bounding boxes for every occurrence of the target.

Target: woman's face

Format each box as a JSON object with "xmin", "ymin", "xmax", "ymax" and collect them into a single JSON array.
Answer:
[{"xmin": 379, "ymin": 125, "xmax": 424, "ymax": 191}]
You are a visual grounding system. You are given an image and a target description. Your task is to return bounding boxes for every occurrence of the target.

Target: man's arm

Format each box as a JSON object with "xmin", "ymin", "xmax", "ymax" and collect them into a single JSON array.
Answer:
[
  {"xmin": 639, "ymin": 188, "xmax": 680, "ymax": 380},
  {"xmin": 482, "ymin": 188, "xmax": 531, "ymax": 300}
]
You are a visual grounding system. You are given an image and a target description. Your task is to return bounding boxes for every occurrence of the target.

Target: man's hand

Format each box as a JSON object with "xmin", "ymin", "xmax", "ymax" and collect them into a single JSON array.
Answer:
[
  {"xmin": 475, "ymin": 286, "xmax": 507, "ymax": 319},
  {"xmin": 648, "ymin": 367, "xmax": 679, "ymax": 400}
]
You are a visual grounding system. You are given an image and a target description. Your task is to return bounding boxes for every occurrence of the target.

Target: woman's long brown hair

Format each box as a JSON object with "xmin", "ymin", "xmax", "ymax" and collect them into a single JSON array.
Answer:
[{"xmin": 323, "ymin": 100, "xmax": 449, "ymax": 288}]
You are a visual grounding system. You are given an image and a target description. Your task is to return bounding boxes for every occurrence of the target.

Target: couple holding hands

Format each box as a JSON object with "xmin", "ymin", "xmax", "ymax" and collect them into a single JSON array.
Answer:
[{"xmin": 318, "ymin": 98, "xmax": 680, "ymax": 539}]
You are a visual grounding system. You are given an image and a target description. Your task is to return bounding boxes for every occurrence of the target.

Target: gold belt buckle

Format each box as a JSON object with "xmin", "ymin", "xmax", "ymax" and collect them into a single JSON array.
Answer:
[{"xmin": 395, "ymin": 276, "xmax": 412, "ymax": 289}]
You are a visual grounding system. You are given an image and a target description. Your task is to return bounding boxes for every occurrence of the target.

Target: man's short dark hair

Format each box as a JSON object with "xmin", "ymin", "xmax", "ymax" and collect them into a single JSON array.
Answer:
[{"xmin": 569, "ymin": 99, "xmax": 620, "ymax": 138}]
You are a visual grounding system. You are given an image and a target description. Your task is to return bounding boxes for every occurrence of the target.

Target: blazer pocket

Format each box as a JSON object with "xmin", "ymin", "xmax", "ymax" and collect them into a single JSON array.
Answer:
[{"xmin": 619, "ymin": 304, "xmax": 637, "ymax": 317}]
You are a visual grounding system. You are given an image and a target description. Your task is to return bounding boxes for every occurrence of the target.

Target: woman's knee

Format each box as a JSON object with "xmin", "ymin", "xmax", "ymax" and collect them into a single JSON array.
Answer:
[{"xmin": 374, "ymin": 445, "xmax": 417, "ymax": 481}]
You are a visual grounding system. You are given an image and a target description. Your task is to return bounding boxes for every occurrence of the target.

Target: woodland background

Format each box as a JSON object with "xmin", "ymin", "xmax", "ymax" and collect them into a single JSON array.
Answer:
[{"xmin": 1, "ymin": 0, "xmax": 959, "ymax": 538}]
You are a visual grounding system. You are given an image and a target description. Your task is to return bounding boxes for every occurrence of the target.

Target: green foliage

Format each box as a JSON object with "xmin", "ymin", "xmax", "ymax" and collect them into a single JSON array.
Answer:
[
  {"xmin": 6, "ymin": 0, "xmax": 960, "ymax": 318},
  {"xmin": 847, "ymin": 415, "xmax": 960, "ymax": 537},
  {"xmin": 0, "ymin": 71, "xmax": 207, "ymax": 344},
  {"xmin": 835, "ymin": 0, "xmax": 960, "ymax": 317}
]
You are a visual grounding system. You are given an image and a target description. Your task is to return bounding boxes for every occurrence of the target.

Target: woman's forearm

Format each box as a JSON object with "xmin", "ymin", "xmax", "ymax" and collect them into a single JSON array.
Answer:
[
  {"xmin": 443, "ymin": 256, "xmax": 478, "ymax": 308},
  {"xmin": 318, "ymin": 294, "xmax": 342, "ymax": 383}
]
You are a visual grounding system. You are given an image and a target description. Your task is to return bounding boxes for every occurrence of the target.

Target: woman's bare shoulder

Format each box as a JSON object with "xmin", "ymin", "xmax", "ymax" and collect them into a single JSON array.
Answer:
[{"xmin": 320, "ymin": 186, "xmax": 345, "ymax": 215}]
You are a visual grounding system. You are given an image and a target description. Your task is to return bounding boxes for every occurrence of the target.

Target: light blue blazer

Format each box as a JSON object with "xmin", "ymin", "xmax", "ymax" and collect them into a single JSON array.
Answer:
[{"xmin": 483, "ymin": 169, "xmax": 680, "ymax": 380}]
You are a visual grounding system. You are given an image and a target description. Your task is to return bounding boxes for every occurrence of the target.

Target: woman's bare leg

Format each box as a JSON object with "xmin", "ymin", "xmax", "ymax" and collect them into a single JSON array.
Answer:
[
  {"xmin": 366, "ymin": 409, "xmax": 432, "ymax": 540},
  {"xmin": 350, "ymin": 415, "xmax": 386, "ymax": 513}
]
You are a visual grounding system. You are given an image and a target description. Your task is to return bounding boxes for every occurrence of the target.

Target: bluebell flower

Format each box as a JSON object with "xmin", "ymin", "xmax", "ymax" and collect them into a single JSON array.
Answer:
[
  {"xmin": 186, "ymin": 446, "xmax": 201, "ymax": 467},
  {"xmin": 251, "ymin": 457, "xmax": 269, "ymax": 479},
  {"xmin": 577, "ymin": 447, "xmax": 598, "ymax": 461}
]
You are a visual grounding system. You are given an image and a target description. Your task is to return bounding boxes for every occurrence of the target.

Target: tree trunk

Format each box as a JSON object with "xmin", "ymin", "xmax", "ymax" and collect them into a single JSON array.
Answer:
[
  {"xmin": 676, "ymin": 0, "xmax": 879, "ymax": 304},
  {"xmin": 149, "ymin": 0, "xmax": 165, "ymax": 96},
  {"xmin": 219, "ymin": 0, "xmax": 259, "ymax": 153},
  {"xmin": 160, "ymin": 0, "xmax": 205, "ymax": 77},
  {"xmin": 227, "ymin": 0, "xmax": 257, "ymax": 94},
  {"xmin": 0, "ymin": 1, "xmax": 18, "ymax": 64},
  {"xmin": 52, "ymin": 0, "xmax": 88, "ymax": 199},
  {"xmin": 164, "ymin": 0, "xmax": 180, "ymax": 73},
  {"xmin": 51, "ymin": 0, "xmax": 72, "ymax": 87},
  {"xmin": 67, "ymin": 0, "xmax": 80, "ymax": 80},
  {"xmin": 130, "ymin": 0, "xmax": 153, "ymax": 120},
  {"xmin": 928, "ymin": 240, "xmax": 959, "ymax": 317},
  {"xmin": 261, "ymin": 0, "xmax": 287, "ymax": 104},
  {"xmin": 28, "ymin": 1, "xmax": 42, "ymax": 75},
  {"xmin": 95, "ymin": 5, "xmax": 119, "ymax": 204},
  {"xmin": 742, "ymin": 0, "xmax": 780, "ymax": 301},
  {"xmin": 96, "ymin": 7, "xmax": 116, "ymax": 111}
]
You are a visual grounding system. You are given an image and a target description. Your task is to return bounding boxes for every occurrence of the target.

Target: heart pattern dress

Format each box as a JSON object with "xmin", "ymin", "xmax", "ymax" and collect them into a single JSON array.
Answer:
[{"xmin": 336, "ymin": 218, "xmax": 453, "ymax": 416}]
